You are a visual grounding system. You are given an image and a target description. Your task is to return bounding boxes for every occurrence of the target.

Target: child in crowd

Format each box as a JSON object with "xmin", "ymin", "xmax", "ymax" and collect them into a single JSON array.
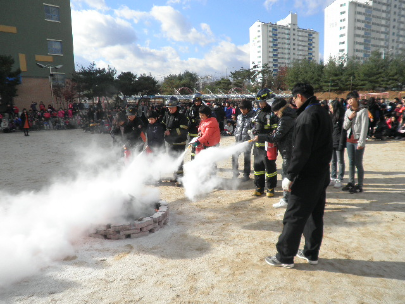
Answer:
[
  {"xmin": 223, "ymin": 120, "xmax": 234, "ymax": 135},
  {"xmin": 145, "ymin": 111, "xmax": 165, "ymax": 153}
]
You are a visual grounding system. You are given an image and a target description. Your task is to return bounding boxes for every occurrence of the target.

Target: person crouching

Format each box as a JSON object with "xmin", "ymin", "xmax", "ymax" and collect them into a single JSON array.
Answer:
[{"xmin": 191, "ymin": 105, "xmax": 221, "ymax": 155}]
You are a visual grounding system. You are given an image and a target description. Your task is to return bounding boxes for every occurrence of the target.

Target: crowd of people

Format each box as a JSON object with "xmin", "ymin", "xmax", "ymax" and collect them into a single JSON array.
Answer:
[{"xmin": 2, "ymin": 84, "xmax": 404, "ymax": 269}]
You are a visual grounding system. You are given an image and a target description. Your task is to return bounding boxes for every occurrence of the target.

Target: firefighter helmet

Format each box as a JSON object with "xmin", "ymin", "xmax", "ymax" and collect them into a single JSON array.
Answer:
[
  {"xmin": 193, "ymin": 93, "xmax": 203, "ymax": 103},
  {"xmin": 126, "ymin": 107, "xmax": 137, "ymax": 116},
  {"xmin": 165, "ymin": 96, "xmax": 179, "ymax": 107},
  {"xmin": 256, "ymin": 88, "xmax": 275, "ymax": 101}
]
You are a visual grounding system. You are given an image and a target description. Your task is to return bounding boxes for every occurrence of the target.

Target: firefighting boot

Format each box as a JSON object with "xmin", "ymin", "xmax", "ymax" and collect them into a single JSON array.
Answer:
[
  {"xmin": 266, "ymin": 188, "xmax": 275, "ymax": 198},
  {"xmin": 252, "ymin": 188, "xmax": 264, "ymax": 196}
]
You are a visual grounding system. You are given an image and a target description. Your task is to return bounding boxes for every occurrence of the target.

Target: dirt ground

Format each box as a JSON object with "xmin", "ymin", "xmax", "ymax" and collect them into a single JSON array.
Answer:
[{"xmin": 0, "ymin": 129, "xmax": 404, "ymax": 304}]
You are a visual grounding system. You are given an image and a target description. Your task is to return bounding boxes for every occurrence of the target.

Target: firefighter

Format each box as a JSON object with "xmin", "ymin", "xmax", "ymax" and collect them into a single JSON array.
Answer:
[
  {"xmin": 186, "ymin": 92, "xmax": 203, "ymax": 160},
  {"xmin": 122, "ymin": 106, "xmax": 146, "ymax": 154},
  {"xmin": 162, "ymin": 96, "xmax": 189, "ymax": 186},
  {"xmin": 252, "ymin": 88, "xmax": 279, "ymax": 197}
]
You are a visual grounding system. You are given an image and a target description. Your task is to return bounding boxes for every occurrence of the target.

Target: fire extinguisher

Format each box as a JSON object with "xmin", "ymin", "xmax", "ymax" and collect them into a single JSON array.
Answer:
[
  {"xmin": 123, "ymin": 145, "xmax": 132, "ymax": 164},
  {"xmin": 266, "ymin": 142, "xmax": 277, "ymax": 160}
]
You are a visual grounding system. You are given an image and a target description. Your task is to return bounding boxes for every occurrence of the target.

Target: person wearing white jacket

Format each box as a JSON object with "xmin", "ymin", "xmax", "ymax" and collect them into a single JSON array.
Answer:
[{"xmin": 343, "ymin": 91, "xmax": 369, "ymax": 193}]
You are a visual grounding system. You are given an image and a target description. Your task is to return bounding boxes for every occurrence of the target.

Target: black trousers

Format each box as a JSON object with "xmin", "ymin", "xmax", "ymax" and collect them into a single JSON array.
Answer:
[
  {"xmin": 253, "ymin": 146, "xmax": 277, "ymax": 190},
  {"xmin": 167, "ymin": 144, "xmax": 186, "ymax": 177},
  {"xmin": 275, "ymin": 170, "xmax": 329, "ymax": 263}
]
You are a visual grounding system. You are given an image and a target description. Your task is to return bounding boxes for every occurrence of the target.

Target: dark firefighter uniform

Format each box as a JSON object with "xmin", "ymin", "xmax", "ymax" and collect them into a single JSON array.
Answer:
[
  {"xmin": 186, "ymin": 93, "xmax": 203, "ymax": 160},
  {"xmin": 162, "ymin": 99, "xmax": 189, "ymax": 182},
  {"xmin": 253, "ymin": 102, "xmax": 279, "ymax": 196},
  {"xmin": 123, "ymin": 107, "xmax": 146, "ymax": 154}
]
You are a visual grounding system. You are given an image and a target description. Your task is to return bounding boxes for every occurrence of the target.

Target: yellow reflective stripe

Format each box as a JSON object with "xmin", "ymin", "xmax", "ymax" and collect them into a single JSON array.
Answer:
[
  {"xmin": 173, "ymin": 142, "xmax": 186, "ymax": 145},
  {"xmin": 254, "ymin": 171, "xmax": 265, "ymax": 176},
  {"xmin": 266, "ymin": 172, "xmax": 277, "ymax": 178},
  {"xmin": 176, "ymin": 128, "xmax": 181, "ymax": 135},
  {"xmin": 191, "ymin": 153, "xmax": 196, "ymax": 156},
  {"xmin": 255, "ymin": 143, "xmax": 265, "ymax": 147},
  {"xmin": 189, "ymin": 133, "xmax": 198, "ymax": 137},
  {"xmin": 264, "ymin": 126, "xmax": 270, "ymax": 129},
  {"xmin": 271, "ymin": 124, "xmax": 278, "ymax": 128},
  {"xmin": 180, "ymin": 125, "xmax": 188, "ymax": 129}
]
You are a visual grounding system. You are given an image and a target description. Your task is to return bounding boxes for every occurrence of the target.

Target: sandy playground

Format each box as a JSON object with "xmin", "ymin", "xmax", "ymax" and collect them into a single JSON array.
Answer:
[{"xmin": 0, "ymin": 129, "xmax": 404, "ymax": 304}]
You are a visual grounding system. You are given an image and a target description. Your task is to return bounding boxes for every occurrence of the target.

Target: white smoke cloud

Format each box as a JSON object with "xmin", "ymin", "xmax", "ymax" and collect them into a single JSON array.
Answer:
[
  {"xmin": 182, "ymin": 141, "xmax": 251, "ymax": 200},
  {"xmin": 0, "ymin": 144, "xmax": 184, "ymax": 288}
]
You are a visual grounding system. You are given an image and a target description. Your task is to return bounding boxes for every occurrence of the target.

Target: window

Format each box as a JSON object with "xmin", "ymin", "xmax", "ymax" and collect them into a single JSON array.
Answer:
[
  {"xmin": 48, "ymin": 40, "xmax": 63, "ymax": 55},
  {"xmin": 44, "ymin": 4, "xmax": 60, "ymax": 21}
]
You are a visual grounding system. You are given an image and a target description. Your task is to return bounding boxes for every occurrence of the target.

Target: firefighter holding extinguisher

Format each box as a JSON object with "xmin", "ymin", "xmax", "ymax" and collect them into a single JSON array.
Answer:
[
  {"xmin": 255, "ymin": 98, "xmax": 296, "ymax": 208},
  {"xmin": 251, "ymin": 88, "xmax": 279, "ymax": 197}
]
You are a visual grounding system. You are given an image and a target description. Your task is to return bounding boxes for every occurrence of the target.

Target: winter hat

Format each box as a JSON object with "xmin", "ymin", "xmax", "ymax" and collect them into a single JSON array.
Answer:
[
  {"xmin": 271, "ymin": 98, "xmax": 287, "ymax": 112},
  {"xmin": 199, "ymin": 105, "xmax": 212, "ymax": 117}
]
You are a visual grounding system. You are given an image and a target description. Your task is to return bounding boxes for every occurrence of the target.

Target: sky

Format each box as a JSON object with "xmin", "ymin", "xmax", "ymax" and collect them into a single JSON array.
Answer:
[{"xmin": 70, "ymin": 0, "xmax": 335, "ymax": 80}]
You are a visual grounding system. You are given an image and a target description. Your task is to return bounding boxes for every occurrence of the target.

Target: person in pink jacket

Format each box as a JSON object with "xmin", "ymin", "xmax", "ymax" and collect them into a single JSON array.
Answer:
[{"xmin": 191, "ymin": 105, "xmax": 221, "ymax": 154}]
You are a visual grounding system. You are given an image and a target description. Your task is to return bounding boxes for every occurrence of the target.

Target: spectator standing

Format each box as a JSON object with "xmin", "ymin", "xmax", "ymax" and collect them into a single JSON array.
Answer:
[
  {"xmin": 30, "ymin": 101, "xmax": 37, "ymax": 112},
  {"xmin": 265, "ymin": 83, "xmax": 332, "ymax": 268},
  {"xmin": 329, "ymin": 99, "xmax": 346, "ymax": 188},
  {"xmin": 20, "ymin": 108, "xmax": 30, "ymax": 136},
  {"xmin": 212, "ymin": 103, "xmax": 225, "ymax": 131},
  {"xmin": 342, "ymin": 91, "xmax": 369, "ymax": 194},
  {"xmin": 224, "ymin": 102, "xmax": 233, "ymax": 121}
]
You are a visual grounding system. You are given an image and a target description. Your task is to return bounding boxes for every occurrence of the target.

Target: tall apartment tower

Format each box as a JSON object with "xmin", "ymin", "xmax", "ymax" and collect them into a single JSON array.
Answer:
[
  {"xmin": 0, "ymin": 0, "xmax": 75, "ymax": 110},
  {"xmin": 324, "ymin": 0, "xmax": 405, "ymax": 63},
  {"xmin": 249, "ymin": 13, "xmax": 319, "ymax": 76}
]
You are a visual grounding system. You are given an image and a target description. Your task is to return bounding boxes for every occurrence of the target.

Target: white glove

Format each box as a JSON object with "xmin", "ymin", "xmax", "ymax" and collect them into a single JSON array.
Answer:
[
  {"xmin": 282, "ymin": 177, "xmax": 292, "ymax": 192},
  {"xmin": 247, "ymin": 129, "xmax": 253, "ymax": 139}
]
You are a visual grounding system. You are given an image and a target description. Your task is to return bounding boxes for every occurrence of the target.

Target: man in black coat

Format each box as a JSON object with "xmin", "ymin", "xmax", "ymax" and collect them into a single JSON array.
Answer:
[
  {"xmin": 186, "ymin": 93, "xmax": 202, "ymax": 160},
  {"xmin": 265, "ymin": 83, "xmax": 333, "ymax": 268},
  {"xmin": 123, "ymin": 107, "xmax": 146, "ymax": 154},
  {"xmin": 162, "ymin": 96, "xmax": 188, "ymax": 185}
]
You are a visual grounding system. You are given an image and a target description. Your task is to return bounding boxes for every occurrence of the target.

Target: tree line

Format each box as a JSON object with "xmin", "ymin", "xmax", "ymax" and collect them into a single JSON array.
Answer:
[{"xmin": 1, "ymin": 50, "xmax": 405, "ymax": 109}]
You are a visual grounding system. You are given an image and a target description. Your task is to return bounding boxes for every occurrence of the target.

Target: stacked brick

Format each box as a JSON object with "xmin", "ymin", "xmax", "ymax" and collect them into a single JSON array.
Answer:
[{"xmin": 89, "ymin": 201, "xmax": 169, "ymax": 240}]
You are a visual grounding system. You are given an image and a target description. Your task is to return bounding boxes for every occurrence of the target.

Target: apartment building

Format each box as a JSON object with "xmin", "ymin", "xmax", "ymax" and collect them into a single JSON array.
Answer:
[
  {"xmin": 249, "ymin": 13, "xmax": 319, "ymax": 76},
  {"xmin": 0, "ymin": 0, "xmax": 74, "ymax": 110},
  {"xmin": 324, "ymin": 0, "xmax": 405, "ymax": 63}
]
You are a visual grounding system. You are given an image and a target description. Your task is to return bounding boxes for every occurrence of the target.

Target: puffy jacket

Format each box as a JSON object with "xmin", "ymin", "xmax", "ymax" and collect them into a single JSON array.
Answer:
[
  {"xmin": 343, "ymin": 107, "xmax": 369, "ymax": 148},
  {"xmin": 234, "ymin": 110, "xmax": 255, "ymax": 142},
  {"xmin": 260, "ymin": 106, "xmax": 296, "ymax": 159},
  {"xmin": 196, "ymin": 117, "xmax": 220, "ymax": 153}
]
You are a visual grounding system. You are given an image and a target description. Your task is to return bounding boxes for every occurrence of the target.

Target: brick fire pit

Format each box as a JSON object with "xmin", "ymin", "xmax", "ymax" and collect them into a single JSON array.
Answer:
[{"xmin": 89, "ymin": 201, "xmax": 169, "ymax": 240}]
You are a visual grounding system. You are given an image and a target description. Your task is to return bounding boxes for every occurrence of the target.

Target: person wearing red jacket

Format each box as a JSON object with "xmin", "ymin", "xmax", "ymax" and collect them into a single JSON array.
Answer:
[{"xmin": 191, "ymin": 105, "xmax": 221, "ymax": 154}]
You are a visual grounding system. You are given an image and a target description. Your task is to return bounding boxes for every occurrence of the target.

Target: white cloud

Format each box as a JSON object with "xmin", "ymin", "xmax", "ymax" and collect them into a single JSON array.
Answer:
[
  {"xmin": 72, "ymin": 10, "xmax": 137, "ymax": 50},
  {"xmin": 72, "ymin": 6, "xmax": 248, "ymax": 78},
  {"xmin": 293, "ymin": 0, "xmax": 335, "ymax": 15},
  {"xmin": 154, "ymin": 6, "xmax": 215, "ymax": 45},
  {"xmin": 71, "ymin": 0, "xmax": 109, "ymax": 10},
  {"xmin": 264, "ymin": 0, "xmax": 279, "ymax": 10},
  {"xmin": 114, "ymin": 6, "xmax": 149, "ymax": 24},
  {"xmin": 115, "ymin": 5, "xmax": 215, "ymax": 46}
]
